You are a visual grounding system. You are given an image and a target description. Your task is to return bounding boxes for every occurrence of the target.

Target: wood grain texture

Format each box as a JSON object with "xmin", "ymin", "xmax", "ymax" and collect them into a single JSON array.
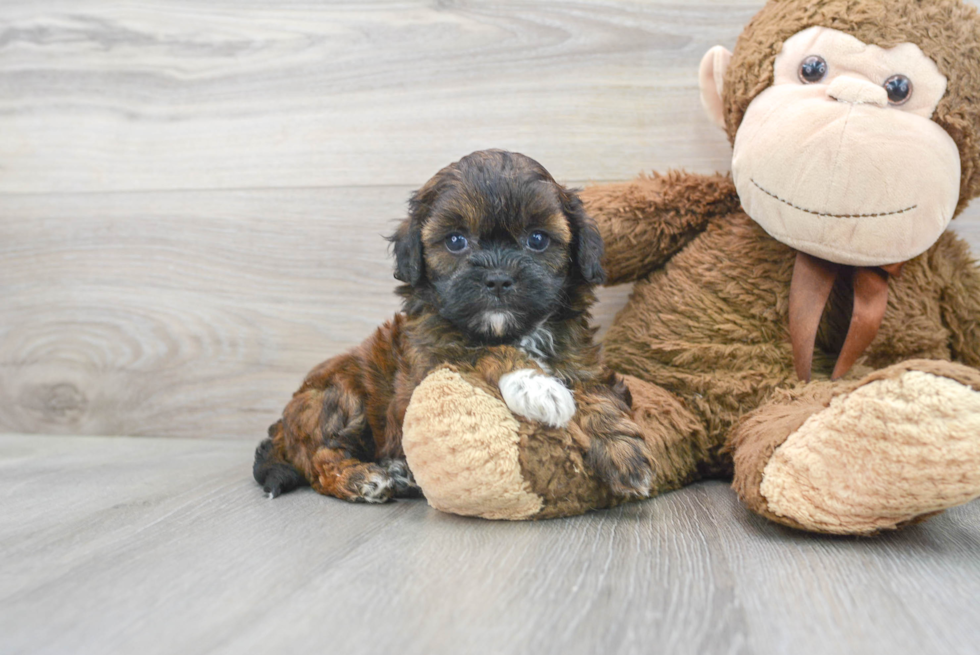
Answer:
[
  {"xmin": 2, "ymin": 434, "xmax": 979, "ymax": 655},
  {"xmin": 0, "ymin": 0, "xmax": 764, "ymax": 193},
  {"xmin": 0, "ymin": 186, "xmax": 409, "ymax": 438},
  {"xmin": 0, "ymin": 184, "xmax": 634, "ymax": 438},
  {"xmin": 1, "ymin": 0, "xmax": 978, "ymax": 439}
]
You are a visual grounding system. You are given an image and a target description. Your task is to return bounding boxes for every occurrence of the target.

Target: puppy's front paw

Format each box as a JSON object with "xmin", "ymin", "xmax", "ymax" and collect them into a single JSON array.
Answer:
[
  {"xmin": 588, "ymin": 436, "xmax": 653, "ymax": 499},
  {"xmin": 499, "ymin": 369, "xmax": 576, "ymax": 427}
]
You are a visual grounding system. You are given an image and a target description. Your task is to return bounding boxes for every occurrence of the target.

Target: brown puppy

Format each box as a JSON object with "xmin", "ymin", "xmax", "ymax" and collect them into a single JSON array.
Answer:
[{"xmin": 253, "ymin": 150, "xmax": 651, "ymax": 504}]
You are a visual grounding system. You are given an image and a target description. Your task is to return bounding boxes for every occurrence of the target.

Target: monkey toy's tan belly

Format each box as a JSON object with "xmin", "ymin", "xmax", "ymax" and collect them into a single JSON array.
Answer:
[{"xmin": 601, "ymin": 211, "xmax": 954, "ymax": 443}]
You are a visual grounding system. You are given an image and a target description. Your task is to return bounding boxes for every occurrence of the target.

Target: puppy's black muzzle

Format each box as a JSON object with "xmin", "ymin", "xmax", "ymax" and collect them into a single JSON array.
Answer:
[{"xmin": 469, "ymin": 248, "xmax": 524, "ymax": 299}]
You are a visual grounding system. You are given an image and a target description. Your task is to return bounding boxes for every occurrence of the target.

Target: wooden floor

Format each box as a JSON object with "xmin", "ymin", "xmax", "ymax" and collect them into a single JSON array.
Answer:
[{"xmin": 3, "ymin": 433, "xmax": 980, "ymax": 655}]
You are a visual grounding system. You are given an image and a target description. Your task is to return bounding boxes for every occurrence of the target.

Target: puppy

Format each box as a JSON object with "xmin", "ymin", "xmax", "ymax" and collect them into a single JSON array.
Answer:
[{"xmin": 253, "ymin": 150, "xmax": 652, "ymax": 503}]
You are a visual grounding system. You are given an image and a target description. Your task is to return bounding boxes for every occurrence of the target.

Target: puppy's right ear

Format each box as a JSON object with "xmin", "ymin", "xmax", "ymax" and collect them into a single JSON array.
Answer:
[{"xmin": 389, "ymin": 218, "xmax": 424, "ymax": 286}]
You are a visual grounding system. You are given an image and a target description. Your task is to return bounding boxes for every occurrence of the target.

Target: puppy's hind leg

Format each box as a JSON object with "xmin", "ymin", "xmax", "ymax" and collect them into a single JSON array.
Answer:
[
  {"xmin": 295, "ymin": 383, "xmax": 395, "ymax": 504},
  {"xmin": 254, "ymin": 420, "xmax": 308, "ymax": 498}
]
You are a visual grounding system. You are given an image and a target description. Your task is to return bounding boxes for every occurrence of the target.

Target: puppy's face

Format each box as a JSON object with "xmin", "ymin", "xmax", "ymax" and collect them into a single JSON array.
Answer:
[{"xmin": 391, "ymin": 150, "xmax": 604, "ymax": 343}]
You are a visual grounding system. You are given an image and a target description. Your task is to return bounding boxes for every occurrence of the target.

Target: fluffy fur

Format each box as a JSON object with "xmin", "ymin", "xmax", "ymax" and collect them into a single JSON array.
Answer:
[
  {"xmin": 388, "ymin": 0, "xmax": 980, "ymax": 529},
  {"xmin": 579, "ymin": 0, "xmax": 980, "ymax": 533},
  {"xmin": 253, "ymin": 150, "xmax": 651, "ymax": 503}
]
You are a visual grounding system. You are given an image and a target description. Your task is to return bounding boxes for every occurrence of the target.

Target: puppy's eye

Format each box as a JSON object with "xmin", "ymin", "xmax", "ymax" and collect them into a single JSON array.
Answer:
[
  {"xmin": 526, "ymin": 231, "xmax": 550, "ymax": 252},
  {"xmin": 445, "ymin": 233, "xmax": 468, "ymax": 253}
]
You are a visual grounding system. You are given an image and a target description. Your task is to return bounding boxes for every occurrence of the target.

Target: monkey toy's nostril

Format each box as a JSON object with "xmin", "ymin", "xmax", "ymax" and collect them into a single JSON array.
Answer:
[{"xmin": 484, "ymin": 272, "xmax": 515, "ymax": 296}]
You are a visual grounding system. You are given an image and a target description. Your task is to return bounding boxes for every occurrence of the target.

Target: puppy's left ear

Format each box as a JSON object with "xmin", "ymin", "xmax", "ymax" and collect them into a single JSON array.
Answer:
[
  {"xmin": 389, "ymin": 218, "xmax": 424, "ymax": 286},
  {"xmin": 561, "ymin": 188, "xmax": 606, "ymax": 285},
  {"xmin": 388, "ymin": 170, "xmax": 454, "ymax": 286}
]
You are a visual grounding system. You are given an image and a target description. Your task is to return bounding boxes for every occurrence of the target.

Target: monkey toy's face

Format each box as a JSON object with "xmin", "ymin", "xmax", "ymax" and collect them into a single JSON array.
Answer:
[{"xmin": 701, "ymin": 26, "xmax": 961, "ymax": 267}]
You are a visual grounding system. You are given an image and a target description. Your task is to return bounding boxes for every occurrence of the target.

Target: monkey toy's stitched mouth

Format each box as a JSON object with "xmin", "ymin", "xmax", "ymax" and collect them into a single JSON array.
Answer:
[{"xmin": 751, "ymin": 179, "xmax": 917, "ymax": 219}]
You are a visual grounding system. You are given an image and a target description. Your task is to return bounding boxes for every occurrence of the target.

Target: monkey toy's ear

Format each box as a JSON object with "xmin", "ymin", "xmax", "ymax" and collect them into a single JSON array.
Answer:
[
  {"xmin": 699, "ymin": 45, "xmax": 733, "ymax": 130},
  {"xmin": 389, "ymin": 218, "xmax": 424, "ymax": 286}
]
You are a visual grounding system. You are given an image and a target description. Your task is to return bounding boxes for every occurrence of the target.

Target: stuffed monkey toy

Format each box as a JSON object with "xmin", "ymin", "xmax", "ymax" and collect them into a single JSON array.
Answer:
[{"xmin": 402, "ymin": 0, "xmax": 980, "ymax": 533}]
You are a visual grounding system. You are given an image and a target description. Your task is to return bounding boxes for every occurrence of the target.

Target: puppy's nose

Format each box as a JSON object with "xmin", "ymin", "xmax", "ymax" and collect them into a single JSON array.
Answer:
[{"xmin": 484, "ymin": 271, "xmax": 514, "ymax": 296}]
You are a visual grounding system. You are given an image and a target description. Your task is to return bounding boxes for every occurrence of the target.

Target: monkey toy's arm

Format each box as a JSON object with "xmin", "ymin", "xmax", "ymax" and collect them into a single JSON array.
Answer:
[
  {"xmin": 464, "ymin": 346, "xmax": 651, "ymax": 499},
  {"xmin": 580, "ymin": 171, "xmax": 740, "ymax": 285},
  {"xmin": 401, "ymin": 345, "xmax": 653, "ymax": 519},
  {"xmin": 937, "ymin": 233, "xmax": 980, "ymax": 368}
]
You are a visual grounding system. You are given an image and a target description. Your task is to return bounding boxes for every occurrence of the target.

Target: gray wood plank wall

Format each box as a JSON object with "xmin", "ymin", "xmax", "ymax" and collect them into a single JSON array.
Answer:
[{"xmin": 2, "ymin": 1, "xmax": 979, "ymax": 440}]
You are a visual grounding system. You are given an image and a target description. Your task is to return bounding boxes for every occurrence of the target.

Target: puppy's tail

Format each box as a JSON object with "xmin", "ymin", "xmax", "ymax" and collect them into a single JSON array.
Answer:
[{"xmin": 253, "ymin": 420, "xmax": 308, "ymax": 498}]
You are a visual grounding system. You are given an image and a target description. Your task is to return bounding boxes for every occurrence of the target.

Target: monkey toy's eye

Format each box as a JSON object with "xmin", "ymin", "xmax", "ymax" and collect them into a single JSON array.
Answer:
[
  {"xmin": 445, "ymin": 233, "xmax": 468, "ymax": 253},
  {"xmin": 798, "ymin": 55, "xmax": 828, "ymax": 83},
  {"xmin": 883, "ymin": 74, "xmax": 912, "ymax": 105},
  {"xmin": 526, "ymin": 231, "xmax": 550, "ymax": 252}
]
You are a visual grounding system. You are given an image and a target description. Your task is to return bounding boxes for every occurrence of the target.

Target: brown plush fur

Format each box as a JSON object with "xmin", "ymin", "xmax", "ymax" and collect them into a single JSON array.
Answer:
[
  {"xmin": 254, "ymin": 150, "xmax": 651, "ymax": 505},
  {"xmin": 393, "ymin": 0, "xmax": 980, "ymax": 528},
  {"xmin": 586, "ymin": 171, "xmax": 742, "ymax": 285},
  {"xmin": 582, "ymin": 0, "xmax": 980, "ymax": 532},
  {"xmin": 591, "ymin": 185, "xmax": 980, "ymax": 511}
]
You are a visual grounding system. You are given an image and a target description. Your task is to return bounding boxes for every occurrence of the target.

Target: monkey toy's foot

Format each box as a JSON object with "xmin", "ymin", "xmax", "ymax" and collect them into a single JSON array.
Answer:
[{"xmin": 732, "ymin": 360, "xmax": 980, "ymax": 535}]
